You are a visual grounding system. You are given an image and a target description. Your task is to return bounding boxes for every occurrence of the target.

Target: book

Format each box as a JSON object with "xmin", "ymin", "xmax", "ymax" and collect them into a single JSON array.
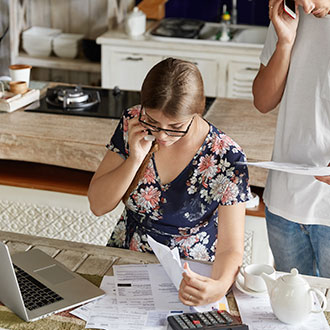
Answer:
[{"xmin": 0, "ymin": 89, "xmax": 40, "ymax": 112}]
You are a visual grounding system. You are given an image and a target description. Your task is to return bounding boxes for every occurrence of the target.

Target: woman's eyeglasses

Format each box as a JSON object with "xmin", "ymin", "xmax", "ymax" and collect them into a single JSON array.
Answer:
[{"xmin": 138, "ymin": 107, "xmax": 194, "ymax": 137}]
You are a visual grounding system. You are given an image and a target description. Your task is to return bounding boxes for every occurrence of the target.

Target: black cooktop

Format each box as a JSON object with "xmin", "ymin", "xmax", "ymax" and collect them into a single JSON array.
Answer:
[
  {"xmin": 25, "ymin": 85, "xmax": 215, "ymax": 119},
  {"xmin": 25, "ymin": 85, "xmax": 141, "ymax": 119},
  {"xmin": 150, "ymin": 18, "xmax": 205, "ymax": 39}
]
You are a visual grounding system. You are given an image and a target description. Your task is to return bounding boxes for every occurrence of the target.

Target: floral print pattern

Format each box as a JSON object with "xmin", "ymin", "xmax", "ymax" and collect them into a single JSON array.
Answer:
[{"xmin": 106, "ymin": 106, "xmax": 251, "ymax": 262}]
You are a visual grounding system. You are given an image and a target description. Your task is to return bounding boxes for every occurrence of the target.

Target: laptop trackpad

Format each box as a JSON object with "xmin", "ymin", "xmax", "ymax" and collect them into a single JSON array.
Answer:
[{"xmin": 35, "ymin": 265, "xmax": 74, "ymax": 285}]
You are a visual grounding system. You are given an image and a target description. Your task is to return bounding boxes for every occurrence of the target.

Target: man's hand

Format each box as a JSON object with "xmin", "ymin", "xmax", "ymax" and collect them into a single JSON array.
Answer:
[{"xmin": 269, "ymin": 0, "xmax": 299, "ymax": 46}]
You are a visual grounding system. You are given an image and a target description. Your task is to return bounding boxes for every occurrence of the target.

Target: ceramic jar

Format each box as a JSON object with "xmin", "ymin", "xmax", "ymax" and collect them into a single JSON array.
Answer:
[{"xmin": 125, "ymin": 7, "xmax": 146, "ymax": 37}]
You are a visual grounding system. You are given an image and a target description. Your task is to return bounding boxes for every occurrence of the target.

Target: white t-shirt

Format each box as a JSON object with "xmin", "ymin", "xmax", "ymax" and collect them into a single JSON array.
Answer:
[{"xmin": 260, "ymin": 7, "xmax": 330, "ymax": 226}]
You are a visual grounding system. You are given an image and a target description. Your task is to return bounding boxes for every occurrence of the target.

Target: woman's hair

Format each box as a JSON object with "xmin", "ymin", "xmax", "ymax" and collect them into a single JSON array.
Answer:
[
  {"xmin": 123, "ymin": 58, "xmax": 205, "ymax": 203},
  {"xmin": 141, "ymin": 57, "xmax": 205, "ymax": 117}
]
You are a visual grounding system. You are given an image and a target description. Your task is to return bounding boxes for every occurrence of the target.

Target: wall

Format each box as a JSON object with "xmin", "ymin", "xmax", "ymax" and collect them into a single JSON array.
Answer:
[
  {"xmin": 0, "ymin": 0, "xmax": 10, "ymax": 76},
  {"xmin": 163, "ymin": 0, "xmax": 270, "ymax": 26}
]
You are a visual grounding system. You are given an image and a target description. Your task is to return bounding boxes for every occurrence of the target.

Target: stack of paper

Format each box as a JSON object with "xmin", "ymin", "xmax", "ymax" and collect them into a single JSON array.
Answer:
[{"xmin": 70, "ymin": 237, "xmax": 229, "ymax": 329}]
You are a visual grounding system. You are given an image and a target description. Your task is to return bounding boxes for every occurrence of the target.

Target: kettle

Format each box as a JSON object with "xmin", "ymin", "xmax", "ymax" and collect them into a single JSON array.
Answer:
[
  {"xmin": 261, "ymin": 268, "xmax": 327, "ymax": 325},
  {"xmin": 125, "ymin": 7, "xmax": 146, "ymax": 37}
]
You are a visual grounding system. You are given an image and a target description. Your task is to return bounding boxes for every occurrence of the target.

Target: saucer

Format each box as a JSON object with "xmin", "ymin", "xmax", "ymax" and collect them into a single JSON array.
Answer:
[{"xmin": 234, "ymin": 275, "xmax": 267, "ymax": 297}]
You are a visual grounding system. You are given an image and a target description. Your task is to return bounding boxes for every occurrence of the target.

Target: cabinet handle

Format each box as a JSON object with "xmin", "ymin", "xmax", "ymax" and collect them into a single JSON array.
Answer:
[
  {"xmin": 124, "ymin": 56, "xmax": 143, "ymax": 61},
  {"xmin": 246, "ymin": 67, "xmax": 258, "ymax": 71}
]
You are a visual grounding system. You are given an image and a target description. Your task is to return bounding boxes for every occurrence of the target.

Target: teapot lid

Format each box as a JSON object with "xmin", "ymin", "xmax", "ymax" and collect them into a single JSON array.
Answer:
[
  {"xmin": 281, "ymin": 268, "xmax": 307, "ymax": 285},
  {"xmin": 128, "ymin": 7, "xmax": 146, "ymax": 18}
]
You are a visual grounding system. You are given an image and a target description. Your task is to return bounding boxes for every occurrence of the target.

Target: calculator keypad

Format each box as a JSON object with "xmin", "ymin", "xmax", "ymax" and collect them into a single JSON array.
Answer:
[{"xmin": 167, "ymin": 310, "xmax": 248, "ymax": 330}]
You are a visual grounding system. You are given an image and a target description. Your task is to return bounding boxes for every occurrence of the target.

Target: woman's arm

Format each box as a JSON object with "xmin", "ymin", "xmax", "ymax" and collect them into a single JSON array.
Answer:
[
  {"xmin": 178, "ymin": 202, "xmax": 246, "ymax": 306},
  {"xmin": 88, "ymin": 151, "xmax": 141, "ymax": 216},
  {"xmin": 211, "ymin": 202, "xmax": 246, "ymax": 289},
  {"xmin": 253, "ymin": 0, "xmax": 299, "ymax": 113},
  {"xmin": 88, "ymin": 117, "xmax": 153, "ymax": 216}
]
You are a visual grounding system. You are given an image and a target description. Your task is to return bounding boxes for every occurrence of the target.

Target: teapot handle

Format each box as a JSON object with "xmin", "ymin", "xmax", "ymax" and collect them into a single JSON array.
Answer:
[{"xmin": 309, "ymin": 288, "xmax": 327, "ymax": 313}]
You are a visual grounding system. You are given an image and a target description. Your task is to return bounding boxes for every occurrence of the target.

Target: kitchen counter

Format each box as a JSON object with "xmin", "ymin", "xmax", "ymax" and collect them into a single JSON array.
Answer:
[{"xmin": 0, "ymin": 93, "xmax": 277, "ymax": 187}]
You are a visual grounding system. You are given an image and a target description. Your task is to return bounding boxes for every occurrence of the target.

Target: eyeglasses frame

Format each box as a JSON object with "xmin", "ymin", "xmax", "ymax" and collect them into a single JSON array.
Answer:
[{"xmin": 138, "ymin": 107, "xmax": 194, "ymax": 137}]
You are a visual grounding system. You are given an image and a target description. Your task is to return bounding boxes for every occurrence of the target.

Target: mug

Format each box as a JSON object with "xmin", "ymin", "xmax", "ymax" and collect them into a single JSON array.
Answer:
[
  {"xmin": 240, "ymin": 264, "xmax": 275, "ymax": 292},
  {"xmin": 9, "ymin": 64, "xmax": 32, "ymax": 87},
  {"xmin": 9, "ymin": 81, "xmax": 28, "ymax": 94}
]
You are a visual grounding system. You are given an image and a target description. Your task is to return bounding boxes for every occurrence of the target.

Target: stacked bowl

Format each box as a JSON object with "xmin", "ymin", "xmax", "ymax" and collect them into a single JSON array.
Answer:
[
  {"xmin": 53, "ymin": 33, "xmax": 84, "ymax": 59},
  {"xmin": 22, "ymin": 26, "xmax": 62, "ymax": 57}
]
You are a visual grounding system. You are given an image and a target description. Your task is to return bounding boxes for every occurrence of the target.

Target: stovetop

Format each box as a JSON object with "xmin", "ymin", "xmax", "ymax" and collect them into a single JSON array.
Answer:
[
  {"xmin": 25, "ymin": 85, "xmax": 215, "ymax": 119},
  {"xmin": 25, "ymin": 85, "xmax": 142, "ymax": 119}
]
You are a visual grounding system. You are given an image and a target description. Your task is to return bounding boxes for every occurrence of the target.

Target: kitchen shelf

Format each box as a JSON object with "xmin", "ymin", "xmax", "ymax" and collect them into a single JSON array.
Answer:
[
  {"xmin": 15, "ymin": 52, "xmax": 101, "ymax": 73},
  {"xmin": 9, "ymin": 0, "xmax": 104, "ymax": 76}
]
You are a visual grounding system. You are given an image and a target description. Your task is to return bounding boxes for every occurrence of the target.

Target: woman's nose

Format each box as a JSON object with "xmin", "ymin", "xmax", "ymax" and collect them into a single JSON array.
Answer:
[{"xmin": 156, "ymin": 130, "xmax": 168, "ymax": 139}]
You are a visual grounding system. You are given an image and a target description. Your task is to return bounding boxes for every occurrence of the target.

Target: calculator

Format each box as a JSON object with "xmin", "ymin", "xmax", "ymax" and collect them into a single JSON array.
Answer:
[{"xmin": 167, "ymin": 309, "xmax": 249, "ymax": 330}]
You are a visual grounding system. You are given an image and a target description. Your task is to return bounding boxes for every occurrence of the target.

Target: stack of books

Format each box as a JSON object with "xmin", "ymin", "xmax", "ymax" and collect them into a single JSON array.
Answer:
[{"xmin": 0, "ymin": 89, "xmax": 40, "ymax": 112}]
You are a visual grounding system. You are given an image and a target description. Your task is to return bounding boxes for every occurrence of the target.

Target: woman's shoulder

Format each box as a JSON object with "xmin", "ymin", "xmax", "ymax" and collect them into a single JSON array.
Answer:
[{"xmin": 206, "ymin": 123, "xmax": 244, "ymax": 156}]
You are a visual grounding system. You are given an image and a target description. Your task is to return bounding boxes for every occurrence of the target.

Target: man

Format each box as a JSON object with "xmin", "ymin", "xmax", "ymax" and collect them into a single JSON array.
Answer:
[{"xmin": 253, "ymin": 0, "xmax": 330, "ymax": 276}]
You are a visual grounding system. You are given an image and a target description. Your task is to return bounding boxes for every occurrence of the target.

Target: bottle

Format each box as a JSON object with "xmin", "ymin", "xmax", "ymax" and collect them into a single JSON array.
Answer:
[{"xmin": 217, "ymin": 4, "xmax": 231, "ymax": 42}]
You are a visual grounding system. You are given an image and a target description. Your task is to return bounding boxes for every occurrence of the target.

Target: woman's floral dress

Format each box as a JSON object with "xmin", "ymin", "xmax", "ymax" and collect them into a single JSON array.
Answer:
[{"xmin": 107, "ymin": 105, "xmax": 251, "ymax": 262}]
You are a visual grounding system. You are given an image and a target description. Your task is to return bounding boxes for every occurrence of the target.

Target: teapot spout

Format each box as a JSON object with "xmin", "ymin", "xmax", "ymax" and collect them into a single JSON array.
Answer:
[{"xmin": 261, "ymin": 272, "xmax": 276, "ymax": 295}]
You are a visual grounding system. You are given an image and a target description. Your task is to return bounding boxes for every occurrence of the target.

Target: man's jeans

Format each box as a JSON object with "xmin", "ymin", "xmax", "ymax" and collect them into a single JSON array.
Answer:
[{"xmin": 265, "ymin": 207, "xmax": 330, "ymax": 277}]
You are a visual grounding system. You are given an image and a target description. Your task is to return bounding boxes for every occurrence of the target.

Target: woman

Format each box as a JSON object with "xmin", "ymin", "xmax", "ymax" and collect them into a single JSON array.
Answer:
[{"xmin": 88, "ymin": 58, "xmax": 251, "ymax": 306}]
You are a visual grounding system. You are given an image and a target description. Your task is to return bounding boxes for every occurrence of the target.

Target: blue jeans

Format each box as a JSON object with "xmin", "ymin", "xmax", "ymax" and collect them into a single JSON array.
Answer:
[{"xmin": 265, "ymin": 207, "xmax": 330, "ymax": 278}]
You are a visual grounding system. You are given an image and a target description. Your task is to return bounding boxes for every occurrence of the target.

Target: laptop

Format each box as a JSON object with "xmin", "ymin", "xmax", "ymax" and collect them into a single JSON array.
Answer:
[{"xmin": 0, "ymin": 242, "xmax": 105, "ymax": 322}]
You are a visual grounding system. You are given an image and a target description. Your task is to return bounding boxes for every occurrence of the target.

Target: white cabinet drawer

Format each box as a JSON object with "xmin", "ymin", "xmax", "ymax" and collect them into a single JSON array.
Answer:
[
  {"xmin": 102, "ymin": 51, "xmax": 162, "ymax": 91},
  {"xmin": 227, "ymin": 61, "xmax": 259, "ymax": 99}
]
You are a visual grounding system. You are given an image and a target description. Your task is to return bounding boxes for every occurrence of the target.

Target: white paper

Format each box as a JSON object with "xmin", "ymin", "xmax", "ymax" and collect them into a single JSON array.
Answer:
[
  {"xmin": 74, "ymin": 258, "xmax": 229, "ymax": 330},
  {"xmin": 86, "ymin": 276, "xmax": 159, "ymax": 330},
  {"xmin": 70, "ymin": 302, "xmax": 93, "ymax": 321},
  {"xmin": 147, "ymin": 235, "xmax": 229, "ymax": 313},
  {"xmin": 238, "ymin": 161, "xmax": 330, "ymax": 176},
  {"xmin": 114, "ymin": 264, "xmax": 156, "ymax": 310},
  {"xmin": 147, "ymin": 235, "xmax": 183, "ymax": 290},
  {"xmin": 233, "ymin": 286, "xmax": 330, "ymax": 330}
]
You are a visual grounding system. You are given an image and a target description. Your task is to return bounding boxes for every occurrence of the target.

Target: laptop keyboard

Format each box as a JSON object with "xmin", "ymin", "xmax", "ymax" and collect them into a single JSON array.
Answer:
[{"xmin": 13, "ymin": 264, "xmax": 64, "ymax": 311}]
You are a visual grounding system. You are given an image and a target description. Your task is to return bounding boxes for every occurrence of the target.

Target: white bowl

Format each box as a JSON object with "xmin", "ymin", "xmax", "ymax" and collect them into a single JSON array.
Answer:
[
  {"xmin": 22, "ymin": 26, "xmax": 61, "ymax": 38},
  {"xmin": 22, "ymin": 26, "xmax": 62, "ymax": 57},
  {"xmin": 53, "ymin": 33, "xmax": 83, "ymax": 59},
  {"xmin": 53, "ymin": 46, "xmax": 79, "ymax": 59}
]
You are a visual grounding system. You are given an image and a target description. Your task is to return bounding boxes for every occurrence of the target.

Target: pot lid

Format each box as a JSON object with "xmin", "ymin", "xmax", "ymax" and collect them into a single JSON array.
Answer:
[
  {"xmin": 128, "ymin": 7, "xmax": 145, "ymax": 18},
  {"xmin": 281, "ymin": 268, "xmax": 307, "ymax": 285}
]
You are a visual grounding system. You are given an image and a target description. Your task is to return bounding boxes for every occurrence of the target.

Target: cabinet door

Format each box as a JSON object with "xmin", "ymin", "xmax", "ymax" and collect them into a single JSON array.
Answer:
[
  {"xmin": 227, "ymin": 61, "xmax": 259, "ymax": 99},
  {"xmin": 103, "ymin": 51, "xmax": 162, "ymax": 91},
  {"xmin": 168, "ymin": 56, "xmax": 218, "ymax": 97}
]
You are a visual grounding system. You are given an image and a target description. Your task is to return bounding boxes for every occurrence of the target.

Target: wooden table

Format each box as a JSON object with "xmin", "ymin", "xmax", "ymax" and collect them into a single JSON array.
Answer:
[{"xmin": 0, "ymin": 230, "xmax": 329, "ymax": 329}]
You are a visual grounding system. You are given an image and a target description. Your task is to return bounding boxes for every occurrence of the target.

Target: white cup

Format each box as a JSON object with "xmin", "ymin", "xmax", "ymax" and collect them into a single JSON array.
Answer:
[
  {"xmin": 9, "ymin": 64, "xmax": 32, "ymax": 87},
  {"xmin": 240, "ymin": 264, "xmax": 275, "ymax": 292}
]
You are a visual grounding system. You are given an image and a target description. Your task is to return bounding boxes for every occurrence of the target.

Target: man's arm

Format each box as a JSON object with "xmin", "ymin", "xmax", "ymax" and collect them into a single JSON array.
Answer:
[{"xmin": 253, "ymin": 0, "xmax": 299, "ymax": 113}]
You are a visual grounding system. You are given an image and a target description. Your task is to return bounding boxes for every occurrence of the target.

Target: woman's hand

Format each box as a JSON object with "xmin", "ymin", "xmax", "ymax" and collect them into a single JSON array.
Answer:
[
  {"xmin": 315, "ymin": 163, "xmax": 330, "ymax": 185},
  {"xmin": 127, "ymin": 117, "xmax": 153, "ymax": 163},
  {"xmin": 178, "ymin": 263, "xmax": 228, "ymax": 306},
  {"xmin": 269, "ymin": 0, "xmax": 299, "ymax": 46}
]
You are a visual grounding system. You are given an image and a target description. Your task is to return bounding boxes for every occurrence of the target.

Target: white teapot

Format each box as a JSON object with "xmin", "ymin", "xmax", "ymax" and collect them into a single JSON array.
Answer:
[
  {"xmin": 261, "ymin": 268, "xmax": 327, "ymax": 324},
  {"xmin": 125, "ymin": 7, "xmax": 146, "ymax": 37}
]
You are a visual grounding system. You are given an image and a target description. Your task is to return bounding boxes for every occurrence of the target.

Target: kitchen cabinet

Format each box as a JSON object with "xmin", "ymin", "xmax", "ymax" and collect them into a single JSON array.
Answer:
[
  {"xmin": 97, "ymin": 26, "xmax": 264, "ymax": 99},
  {"xmin": 102, "ymin": 50, "xmax": 162, "ymax": 91},
  {"xmin": 102, "ymin": 46, "xmax": 219, "ymax": 96},
  {"xmin": 227, "ymin": 60, "xmax": 260, "ymax": 99}
]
